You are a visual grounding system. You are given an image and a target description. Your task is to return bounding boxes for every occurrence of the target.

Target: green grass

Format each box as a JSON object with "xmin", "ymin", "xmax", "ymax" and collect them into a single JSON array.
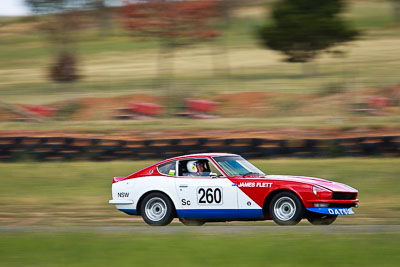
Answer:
[
  {"xmin": 0, "ymin": 231, "xmax": 399, "ymax": 266},
  {"xmin": 344, "ymin": 0, "xmax": 398, "ymax": 28},
  {"xmin": 2, "ymin": 36, "xmax": 400, "ymax": 104},
  {"xmin": 0, "ymin": 158, "xmax": 399, "ymax": 226},
  {"xmin": 0, "ymin": 2, "xmax": 399, "ymax": 132},
  {"xmin": 1, "ymin": 1, "xmax": 400, "ymax": 106},
  {"xmin": 0, "ymin": 115, "xmax": 399, "ymax": 132}
]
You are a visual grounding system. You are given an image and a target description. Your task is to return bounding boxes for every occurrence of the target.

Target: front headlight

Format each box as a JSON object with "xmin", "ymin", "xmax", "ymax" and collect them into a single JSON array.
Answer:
[{"xmin": 313, "ymin": 185, "xmax": 333, "ymax": 198}]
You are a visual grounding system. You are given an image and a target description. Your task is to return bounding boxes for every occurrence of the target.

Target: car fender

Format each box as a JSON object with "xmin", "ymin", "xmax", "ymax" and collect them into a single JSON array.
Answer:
[
  {"xmin": 262, "ymin": 185, "xmax": 308, "ymax": 210},
  {"xmin": 129, "ymin": 176, "xmax": 180, "ymax": 211}
]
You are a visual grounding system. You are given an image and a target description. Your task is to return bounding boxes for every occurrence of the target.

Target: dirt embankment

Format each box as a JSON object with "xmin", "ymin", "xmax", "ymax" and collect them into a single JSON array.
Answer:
[
  {"xmin": 1, "ymin": 86, "xmax": 399, "ymax": 123},
  {"xmin": 0, "ymin": 127, "xmax": 399, "ymax": 142}
]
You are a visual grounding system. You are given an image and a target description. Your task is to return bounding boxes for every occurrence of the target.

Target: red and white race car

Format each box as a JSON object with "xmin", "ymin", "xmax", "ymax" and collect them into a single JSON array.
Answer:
[{"xmin": 109, "ymin": 153, "xmax": 359, "ymax": 226}]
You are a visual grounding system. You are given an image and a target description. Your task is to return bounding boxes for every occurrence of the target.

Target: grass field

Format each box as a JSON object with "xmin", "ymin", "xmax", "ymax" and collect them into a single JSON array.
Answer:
[
  {"xmin": 1, "ymin": 158, "xmax": 399, "ymax": 226},
  {"xmin": 0, "ymin": 1, "xmax": 399, "ymax": 133},
  {"xmin": 0, "ymin": 115, "xmax": 400, "ymax": 132},
  {"xmin": 1, "ymin": 2, "xmax": 399, "ymax": 265},
  {"xmin": 1, "ymin": 230, "xmax": 399, "ymax": 266},
  {"xmin": 0, "ymin": 1, "xmax": 399, "ymax": 105},
  {"xmin": 1, "ymin": 158, "xmax": 399, "ymax": 265}
]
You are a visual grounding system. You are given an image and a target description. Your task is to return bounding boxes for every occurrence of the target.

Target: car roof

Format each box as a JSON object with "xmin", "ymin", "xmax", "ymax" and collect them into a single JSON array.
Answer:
[
  {"xmin": 124, "ymin": 153, "xmax": 241, "ymax": 180},
  {"xmin": 155, "ymin": 153, "xmax": 239, "ymax": 165},
  {"xmin": 168, "ymin": 153, "xmax": 239, "ymax": 161}
]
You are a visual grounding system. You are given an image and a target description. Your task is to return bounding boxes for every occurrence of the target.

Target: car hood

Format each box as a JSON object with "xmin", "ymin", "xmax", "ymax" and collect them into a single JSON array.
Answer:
[{"xmin": 265, "ymin": 175, "xmax": 358, "ymax": 192}]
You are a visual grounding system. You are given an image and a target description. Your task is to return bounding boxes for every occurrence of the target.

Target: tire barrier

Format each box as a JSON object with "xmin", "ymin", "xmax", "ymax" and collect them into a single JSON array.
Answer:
[{"xmin": 0, "ymin": 136, "xmax": 399, "ymax": 162}]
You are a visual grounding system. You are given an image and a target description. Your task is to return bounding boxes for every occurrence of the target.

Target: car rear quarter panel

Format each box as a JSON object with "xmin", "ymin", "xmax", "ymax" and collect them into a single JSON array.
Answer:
[
  {"xmin": 112, "ymin": 176, "xmax": 180, "ymax": 211},
  {"xmin": 112, "ymin": 179, "xmax": 135, "ymax": 210}
]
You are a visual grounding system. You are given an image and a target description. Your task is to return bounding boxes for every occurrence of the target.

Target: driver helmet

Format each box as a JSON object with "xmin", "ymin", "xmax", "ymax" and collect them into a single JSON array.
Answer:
[{"xmin": 187, "ymin": 160, "xmax": 199, "ymax": 173}]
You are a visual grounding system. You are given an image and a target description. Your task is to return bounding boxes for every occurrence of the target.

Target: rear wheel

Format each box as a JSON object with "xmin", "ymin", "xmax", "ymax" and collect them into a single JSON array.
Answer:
[
  {"xmin": 307, "ymin": 214, "xmax": 337, "ymax": 225},
  {"xmin": 269, "ymin": 192, "xmax": 304, "ymax": 226},
  {"xmin": 140, "ymin": 193, "xmax": 175, "ymax": 226},
  {"xmin": 179, "ymin": 218, "xmax": 205, "ymax": 226}
]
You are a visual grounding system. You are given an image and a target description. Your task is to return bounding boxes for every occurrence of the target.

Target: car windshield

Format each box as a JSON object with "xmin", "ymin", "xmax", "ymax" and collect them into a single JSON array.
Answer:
[{"xmin": 213, "ymin": 156, "xmax": 265, "ymax": 177}]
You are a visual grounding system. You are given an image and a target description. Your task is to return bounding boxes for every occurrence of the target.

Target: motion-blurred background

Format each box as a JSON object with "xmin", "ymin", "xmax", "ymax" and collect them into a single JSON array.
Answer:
[{"xmin": 0, "ymin": 0, "xmax": 399, "ymax": 266}]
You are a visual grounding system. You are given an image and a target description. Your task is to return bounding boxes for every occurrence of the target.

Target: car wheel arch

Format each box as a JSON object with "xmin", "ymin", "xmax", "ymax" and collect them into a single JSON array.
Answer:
[
  {"xmin": 262, "ymin": 189, "xmax": 305, "ymax": 217},
  {"xmin": 136, "ymin": 190, "xmax": 177, "ymax": 217}
]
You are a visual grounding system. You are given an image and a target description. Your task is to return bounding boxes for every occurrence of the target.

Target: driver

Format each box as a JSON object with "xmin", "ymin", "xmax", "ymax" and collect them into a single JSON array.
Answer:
[{"xmin": 186, "ymin": 160, "xmax": 207, "ymax": 176}]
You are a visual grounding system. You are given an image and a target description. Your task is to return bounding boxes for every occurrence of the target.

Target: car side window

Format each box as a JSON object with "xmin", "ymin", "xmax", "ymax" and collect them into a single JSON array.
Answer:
[
  {"xmin": 157, "ymin": 161, "xmax": 177, "ymax": 176},
  {"xmin": 178, "ymin": 159, "xmax": 224, "ymax": 177},
  {"xmin": 208, "ymin": 162, "xmax": 224, "ymax": 177}
]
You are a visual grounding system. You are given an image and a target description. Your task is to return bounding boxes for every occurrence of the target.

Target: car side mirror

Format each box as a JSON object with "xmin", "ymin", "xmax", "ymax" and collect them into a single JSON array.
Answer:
[{"xmin": 210, "ymin": 172, "xmax": 218, "ymax": 178}]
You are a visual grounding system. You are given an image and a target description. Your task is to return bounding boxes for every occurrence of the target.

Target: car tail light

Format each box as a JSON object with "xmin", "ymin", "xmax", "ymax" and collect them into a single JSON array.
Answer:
[
  {"xmin": 313, "ymin": 185, "xmax": 333, "ymax": 198},
  {"xmin": 113, "ymin": 177, "xmax": 125, "ymax": 183}
]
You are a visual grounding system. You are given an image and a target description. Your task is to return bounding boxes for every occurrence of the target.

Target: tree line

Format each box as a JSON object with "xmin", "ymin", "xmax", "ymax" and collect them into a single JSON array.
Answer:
[{"xmin": 24, "ymin": 0, "xmax": 389, "ymax": 88}]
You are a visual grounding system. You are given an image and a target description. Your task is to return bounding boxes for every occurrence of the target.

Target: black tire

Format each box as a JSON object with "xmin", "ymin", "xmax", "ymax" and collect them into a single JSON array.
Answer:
[
  {"xmin": 307, "ymin": 214, "xmax": 337, "ymax": 225},
  {"xmin": 140, "ymin": 192, "xmax": 175, "ymax": 226},
  {"xmin": 179, "ymin": 218, "xmax": 205, "ymax": 226},
  {"xmin": 269, "ymin": 192, "xmax": 304, "ymax": 226}
]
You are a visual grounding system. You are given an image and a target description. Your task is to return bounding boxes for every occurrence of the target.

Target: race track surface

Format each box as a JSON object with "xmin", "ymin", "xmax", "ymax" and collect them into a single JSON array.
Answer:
[{"xmin": 1, "ymin": 225, "xmax": 399, "ymax": 234}]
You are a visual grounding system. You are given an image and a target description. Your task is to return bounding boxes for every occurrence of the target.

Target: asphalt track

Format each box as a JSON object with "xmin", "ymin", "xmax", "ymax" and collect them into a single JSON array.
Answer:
[{"xmin": 1, "ymin": 225, "xmax": 399, "ymax": 234}]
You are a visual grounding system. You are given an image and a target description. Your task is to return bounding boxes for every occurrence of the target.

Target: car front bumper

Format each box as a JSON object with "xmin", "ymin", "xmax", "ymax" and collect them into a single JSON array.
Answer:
[{"xmin": 307, "ymin": 207, "xmax": 355, "ymax": 215}]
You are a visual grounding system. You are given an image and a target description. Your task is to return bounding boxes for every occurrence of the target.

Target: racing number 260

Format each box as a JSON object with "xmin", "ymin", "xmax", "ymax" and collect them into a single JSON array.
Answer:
[{"xmin": 198, "ymin": 187, "xmax": 222, "ymax": 204}]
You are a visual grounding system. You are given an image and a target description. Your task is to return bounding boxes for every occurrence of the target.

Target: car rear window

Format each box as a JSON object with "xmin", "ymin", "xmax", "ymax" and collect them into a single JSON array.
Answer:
[{"xmin": 157, "ymin": 161, "xmax": 176, "ymax": 176}]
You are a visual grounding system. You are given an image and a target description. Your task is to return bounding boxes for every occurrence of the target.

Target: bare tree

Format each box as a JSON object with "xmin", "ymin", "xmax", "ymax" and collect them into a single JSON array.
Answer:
[
  {"xmin": 25, "ymin": 0, "xmax": 85, "ymax": 83},
  {"xmin": 392, "ymin": 0, "xmax": 400, "ymax": 23},
  {"xmin": 121, "ymin": 0, "xmax": 221, "ymax": 88}
]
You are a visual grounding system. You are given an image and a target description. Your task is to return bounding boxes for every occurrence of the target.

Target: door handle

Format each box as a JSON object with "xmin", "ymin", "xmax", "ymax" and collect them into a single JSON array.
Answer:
[{"xmin": 179, "ymin": 184, "xmax": 188, "ymax": 188}]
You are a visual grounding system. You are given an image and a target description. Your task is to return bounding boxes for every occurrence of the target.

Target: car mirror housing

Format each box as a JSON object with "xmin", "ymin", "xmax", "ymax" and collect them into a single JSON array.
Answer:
[{"xmin": 210, "ymin": 172, "xmax": 218, "ymax": 178}]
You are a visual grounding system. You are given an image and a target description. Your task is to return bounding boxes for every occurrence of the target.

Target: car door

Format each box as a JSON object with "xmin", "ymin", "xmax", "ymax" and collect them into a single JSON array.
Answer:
[{"xmin": 174, "ymin": 158, "xmax": 238, "ymax": 219}]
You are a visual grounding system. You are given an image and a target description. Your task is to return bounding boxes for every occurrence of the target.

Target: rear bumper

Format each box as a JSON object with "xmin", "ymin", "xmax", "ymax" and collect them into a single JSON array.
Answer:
[{"xmin": 109, "ymin": 199, "xmax": 134, "ymax": 205}]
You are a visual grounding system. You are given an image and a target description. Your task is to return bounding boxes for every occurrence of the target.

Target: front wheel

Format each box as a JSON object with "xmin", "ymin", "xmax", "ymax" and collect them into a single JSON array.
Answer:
[
  {"xmin": 307, "ymin": 214, "xmax": 337, "ymax": 225},
  {"xmin": 269, "ymin": 192, "xmax": 304, "ymax": 226},
  {"xmin": 140, "ymin": 193, "xmax": 175, "ymax": 226}
]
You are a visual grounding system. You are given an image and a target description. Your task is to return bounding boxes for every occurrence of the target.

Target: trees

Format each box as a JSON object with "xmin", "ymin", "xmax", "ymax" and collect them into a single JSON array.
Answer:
[
  {"xmin": 121, "ymin": 0, "xmax": 221, "ymax": 87},
  {"xmin": 25, "ymin": 0, "xmax": 65, "ymax": 14},
  {"xmin": 122, "ymin": 0, "xmax": 220, "ymax": 46},
  {"xmin": 258, "ymin": 0, "xmax": 359, "ymax": 63},
  {"xmin": 25, "ymin": 0, "xmax": 87, "ymax": 83},
  {"xmin": 392, "ymin": 0, "xmax": 400, "ymax": 23}
]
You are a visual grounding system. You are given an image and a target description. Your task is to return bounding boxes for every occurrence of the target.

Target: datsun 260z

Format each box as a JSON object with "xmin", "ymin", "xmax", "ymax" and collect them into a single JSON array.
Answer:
[{"xmin": 109, "ymin": 153, "xmax": 359, "ymax": 226}]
